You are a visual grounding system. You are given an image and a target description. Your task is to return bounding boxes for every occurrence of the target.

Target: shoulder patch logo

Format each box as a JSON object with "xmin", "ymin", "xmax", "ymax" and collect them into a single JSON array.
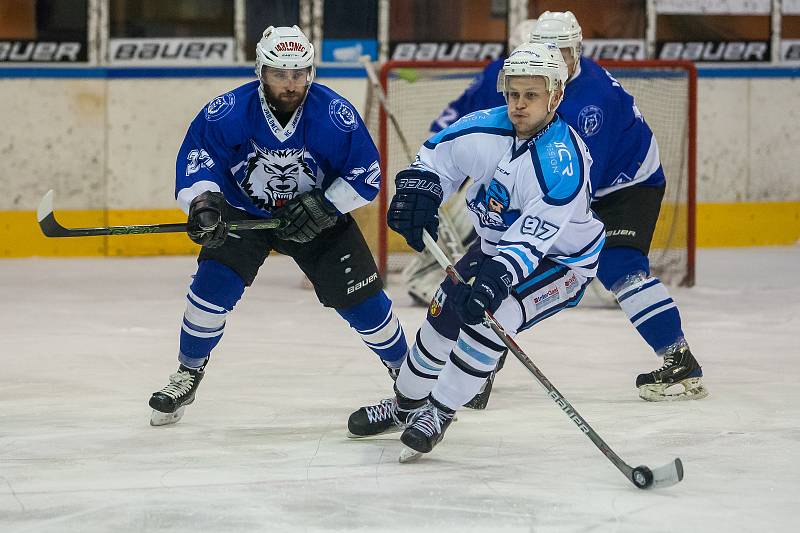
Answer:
[
  {"xmin": 329, "ymin": 99, "xmax": 358, "ymax": 132},
  {"xmin": 205, "ymin": 92, "xmax": 236, "ymax": 122},
  {"xmin": 577, "ymin": 105, "xmax": 603, "ymax": 137}
]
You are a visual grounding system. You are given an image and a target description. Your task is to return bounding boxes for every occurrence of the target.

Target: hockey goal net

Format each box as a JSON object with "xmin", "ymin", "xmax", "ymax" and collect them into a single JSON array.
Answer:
[{"xmin": 359, "ymin": 60, "xmax": 696, "ymax": 286}]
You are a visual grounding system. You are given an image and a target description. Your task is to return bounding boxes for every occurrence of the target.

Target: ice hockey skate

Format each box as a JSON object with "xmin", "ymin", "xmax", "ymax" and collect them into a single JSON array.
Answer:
[
  {"xmin": 347, "ymin": 389, "xmax": 427, "ymax": 439},
  {"xmin": 398, "ymin": 396, "xmax": 455, "ymax": 463},
  {"xmin": 149, "ymin": 362, "xmax": 206, "ymax": 426},
  {"xmin": 636, "ymin": 346, "xmax": 708, "ymax": 401}
]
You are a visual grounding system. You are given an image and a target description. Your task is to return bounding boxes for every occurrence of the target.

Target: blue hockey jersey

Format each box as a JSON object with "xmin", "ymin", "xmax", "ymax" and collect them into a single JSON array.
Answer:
[
  {"xmin": 429, "ymin": 56, "xmax": 665, "ymax": 198},
  {"xmin": 175, "ymin": 81, "xmax": 381, "ymax": 217}
]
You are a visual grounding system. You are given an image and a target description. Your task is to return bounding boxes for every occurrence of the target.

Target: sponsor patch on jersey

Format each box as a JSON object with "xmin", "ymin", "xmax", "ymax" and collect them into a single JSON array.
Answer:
[
  {"xmin": 329, "ymin": 99, "xmax": 358, "ymax": 132},
  {"xmin": 429, "ymin": 288, "xmax": 446, "ymax": 317},
  {"xmin": 205, "ymin": 92, "xmax": 235, "ymax": 121},
  {"xmin": 564, "ymin": 272, "xmax": 579, "ymax": 295},
  {"xmin": 533, "ymin": 286, "xmax": 560, "ymax": 310},
  {"xmin": 577, "ymin": 105, "xmax": 603, "ymax": 137}
]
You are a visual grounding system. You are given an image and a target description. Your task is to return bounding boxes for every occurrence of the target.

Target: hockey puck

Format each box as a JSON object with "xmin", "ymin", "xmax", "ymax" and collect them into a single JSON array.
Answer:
[{"xmin": 631, "ymin": 465, "xmax": 654, "ymax": 489}]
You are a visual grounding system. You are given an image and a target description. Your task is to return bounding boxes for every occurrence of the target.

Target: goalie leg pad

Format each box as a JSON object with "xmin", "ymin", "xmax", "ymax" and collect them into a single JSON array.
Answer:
[{"xmin": 179, "ymin": 260, "xmax": 244, "ymax": 367}]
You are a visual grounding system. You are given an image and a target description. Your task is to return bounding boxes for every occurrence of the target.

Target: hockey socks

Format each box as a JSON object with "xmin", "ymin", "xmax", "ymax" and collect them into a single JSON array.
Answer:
[
  {"xmin": 337, "ymin": 291, "xmax": 408, "ymax": 368},
  {"xmin": 178, "ymin": 260, "xmax": 244, "ymax": 368},
  {"xmin": 396, "ymin": 321, "xmax": 505, "ymax": 411},
  {"xmin": 613, "ymin": 273, "xmax": 685, "ymax": 354},
  {"xmin": 396, "ymin": 323, "xmax": 450, "ymax": 400}
]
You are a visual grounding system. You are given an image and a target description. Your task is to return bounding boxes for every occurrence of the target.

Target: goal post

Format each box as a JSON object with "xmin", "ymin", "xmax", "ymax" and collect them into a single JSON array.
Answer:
[{"xmin": 361, "ymin": 59, "xmax": 697, "ymax": 287}]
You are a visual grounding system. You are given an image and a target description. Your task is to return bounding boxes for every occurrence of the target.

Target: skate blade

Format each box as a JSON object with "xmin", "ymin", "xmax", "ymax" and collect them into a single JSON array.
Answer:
[
  {"xmin": 398, "ymin": 446, "xmax": 424, "ymax": 463},
  {"xmin": 346, "ymin": 426, "xmax": 403, "ymax": 439},
  {"xmin": 150, "ymin": 406, "xmax": 186, "ymax": 426},
  {"xmin": 639, "ymin": 378, "xmax": 709, "ymax": 402}
]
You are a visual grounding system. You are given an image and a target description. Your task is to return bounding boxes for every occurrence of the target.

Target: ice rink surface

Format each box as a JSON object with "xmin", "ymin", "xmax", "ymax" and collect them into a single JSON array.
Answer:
[{"xmin": 1, "ymin": 246, "xmax": 798, "ymax": 532}]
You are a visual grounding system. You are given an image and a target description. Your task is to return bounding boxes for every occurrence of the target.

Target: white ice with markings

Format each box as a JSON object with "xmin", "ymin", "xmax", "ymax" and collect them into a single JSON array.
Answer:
[{"xmin": 1, "ymin": 247, "xmax": 797, "ymax": 532}]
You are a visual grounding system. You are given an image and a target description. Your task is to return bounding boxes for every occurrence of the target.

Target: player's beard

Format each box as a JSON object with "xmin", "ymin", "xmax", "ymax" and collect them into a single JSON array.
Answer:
[{"xmin": 263, "ymin": 83, "xmax": 307, "ymax": 115}]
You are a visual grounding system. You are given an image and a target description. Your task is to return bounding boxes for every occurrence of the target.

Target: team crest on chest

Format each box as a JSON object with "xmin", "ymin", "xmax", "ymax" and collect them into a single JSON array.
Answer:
[
  {"xmin": 467, "ymin": 179, "xmax": 521, "ymax": 231},
  {"xmin": 241, "ymin": 142, "xmax": 317, "ymax": 210},
  {"xmin": 577, "ymin": 105, "xmax": 603, "ymax": 137}
]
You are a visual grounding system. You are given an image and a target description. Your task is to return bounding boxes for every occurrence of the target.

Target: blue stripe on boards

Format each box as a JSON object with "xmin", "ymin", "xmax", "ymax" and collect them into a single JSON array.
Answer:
[
  {"xmin": 2, "ymin": 66, "xmax": 797, "ymax": 80},
  {"xmin": 0, "ymin": 66, "xmax": 367, "ymax": 79}
]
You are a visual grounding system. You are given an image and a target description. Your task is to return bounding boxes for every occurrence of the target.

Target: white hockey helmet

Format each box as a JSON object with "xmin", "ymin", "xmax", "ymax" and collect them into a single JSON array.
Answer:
[
  {"xmin": 255, "ymin": 25, "xmax": 315, "ymax": 84},
  {"xmin": 529, "ymin": 11, "xmax": 583, "ymax": 59},
  {"xmin": 497, "ymin": 42, "xmax": 568, "ymax": 94},
  {"xmin": 508, "ymin": 19, "xmax": 538, "ymax": 51}
]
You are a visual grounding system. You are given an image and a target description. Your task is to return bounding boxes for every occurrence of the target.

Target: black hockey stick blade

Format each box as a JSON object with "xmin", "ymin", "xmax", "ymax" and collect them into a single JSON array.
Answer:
[
  {"xmin": 630, "ymin": 458, "xmax": 684, "ymax": 490},
  {"xmin": 37, "ymin": 189, "xmax": 283, "ymax": 238}
]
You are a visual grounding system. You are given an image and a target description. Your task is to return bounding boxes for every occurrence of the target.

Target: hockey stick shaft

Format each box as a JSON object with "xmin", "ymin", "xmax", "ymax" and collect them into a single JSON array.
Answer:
[
  {"xmin": 360, "ymin": 56, "xmax": 466, "ymax": 263},
  {"xmin": 421, "ymin": 230, "xmax": 683, "ymax": 489},
  {"xmin": 36, "ymin": 189, "xmax": 284, "ymax": 238},
  {"xmin": 360, "ymin": 55, "xmax": 416, "ymax": 162}
]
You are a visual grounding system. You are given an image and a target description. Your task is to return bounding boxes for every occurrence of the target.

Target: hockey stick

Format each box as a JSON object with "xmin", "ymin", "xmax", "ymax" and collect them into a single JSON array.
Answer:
[
  {"xmin": 421, "ymin": 230, "xmax": 684, "ymax": 490},
  {"xmin": 36, "ymin": 189, "xmax": 285, "ymax": 238}
]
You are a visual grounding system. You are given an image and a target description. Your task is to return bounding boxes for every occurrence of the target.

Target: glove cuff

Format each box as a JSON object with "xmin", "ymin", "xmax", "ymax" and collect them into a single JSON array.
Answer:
[{"xmin": 485, "ymin": 258, "xmax": 513, "ymax": 294}]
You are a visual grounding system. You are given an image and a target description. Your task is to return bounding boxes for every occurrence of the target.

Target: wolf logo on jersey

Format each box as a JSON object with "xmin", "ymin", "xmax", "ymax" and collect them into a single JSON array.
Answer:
[
  {"xmin": 242, "ymin": 144, "xmax": 317, "ymax": 209},
  {"xmin": 467, "ymin": 179, "xmax": 521, "ymax": 231}
]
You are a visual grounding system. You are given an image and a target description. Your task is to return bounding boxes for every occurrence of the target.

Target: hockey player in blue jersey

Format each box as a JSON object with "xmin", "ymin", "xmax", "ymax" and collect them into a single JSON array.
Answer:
[
  {"xmin": 347, "ymin": 43, "xmax": 605, "ymax": 458},
  {"xmin": 148, "ymin": 26, "xmax": 408, "ymax": 426},
  {"xmin": 426, "ymin": 11, "xmax": 707, "ymax": 402}
]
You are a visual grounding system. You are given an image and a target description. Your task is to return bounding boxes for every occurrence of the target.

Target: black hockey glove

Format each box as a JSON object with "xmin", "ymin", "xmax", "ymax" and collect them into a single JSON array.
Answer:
[
  {"xmin": 274, "ymin": 189, "xmax": 339, "ymax": 243},
  {"xmin": 387, "ymin": 168, "xmax": 443, "ymax": 252},
  {"xmin": 452, "ymin": 259, "xmax": 512, "ymax": 325},
  {"xmin": 187, "ymin": 191, "xmax": 228, "ymax": 248}
]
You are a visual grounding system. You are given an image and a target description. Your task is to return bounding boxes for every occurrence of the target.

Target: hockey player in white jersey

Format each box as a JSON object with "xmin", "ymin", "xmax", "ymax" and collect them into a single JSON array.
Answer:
[
  {"xmin": 347, "ymin": 43, "xmax": 605, "ymax": 457},
  {"xmin": 421, "ymin": 12, "xmax": 707, "ymax": 403},
  {"xmin": 530, "ymin": 12, "xmax": 706, "ymax": 401},
  {"xmin": 147, "ymin": 26, "xmax": 409, "ymax": 426}
]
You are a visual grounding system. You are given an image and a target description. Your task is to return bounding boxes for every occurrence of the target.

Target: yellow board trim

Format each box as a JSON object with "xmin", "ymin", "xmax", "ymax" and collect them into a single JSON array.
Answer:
[
  {"xmin": 1, "ymin": 209, "xmax": 198, "ymax": 258},
  {"xmin": 1, "ymin": 201, "xmax": 798, "ymax": 258},
  {"xmin": 696, "ymin": 202, "xmax": 800, "ymax": 247}
]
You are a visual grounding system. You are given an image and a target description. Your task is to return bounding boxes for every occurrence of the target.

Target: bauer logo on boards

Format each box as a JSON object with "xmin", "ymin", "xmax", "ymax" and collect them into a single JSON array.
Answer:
[{"xmin": 390, "ymin": 41, "xmax": 504, "ymax": 62}]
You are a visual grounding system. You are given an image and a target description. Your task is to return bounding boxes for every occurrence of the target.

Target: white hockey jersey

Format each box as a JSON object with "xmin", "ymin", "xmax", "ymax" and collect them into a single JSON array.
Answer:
[{"xmin": 416, "ymin": 106, "xmax": 605, "ymax": 284}]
